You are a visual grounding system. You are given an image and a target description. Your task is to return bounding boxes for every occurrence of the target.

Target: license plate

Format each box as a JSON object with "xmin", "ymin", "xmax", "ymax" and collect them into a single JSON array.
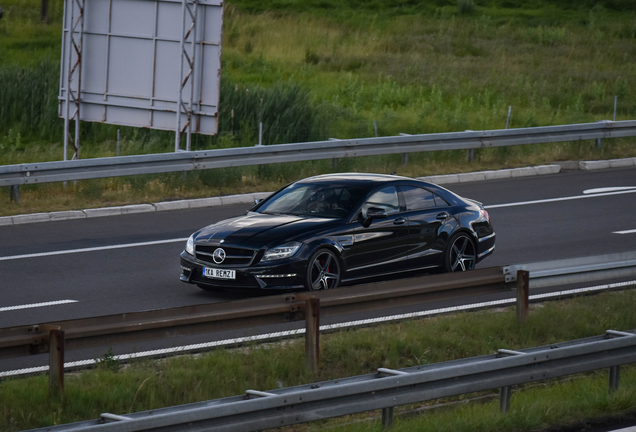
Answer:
[{"xmin": 203, "ymin": 268, "xmax": 236, "ymax": 280}]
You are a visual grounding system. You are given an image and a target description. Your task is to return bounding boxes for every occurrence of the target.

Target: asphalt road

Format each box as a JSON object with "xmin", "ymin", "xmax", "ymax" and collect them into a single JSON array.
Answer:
[{"xmin": 1, "ymin": 166, "xmax": 635, "ymax": 372}]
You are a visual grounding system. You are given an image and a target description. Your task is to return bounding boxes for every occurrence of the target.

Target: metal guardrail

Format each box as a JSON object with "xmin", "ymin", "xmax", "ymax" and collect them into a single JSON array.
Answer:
[
  {"xmin": 503, "ymin": 250, "xmax": 636, "ymax": 288},
  {"xmin": 1, "ymin": 120, "xmax": 636, "ymax": 187},
  {"xmin": 27, "ymin": 329, "xmax": 636, "ymax": 432},
  {"xmin": 3, "ymin": 251, "xmax": 636, "ymax": 386},
  {"xmin": 0, "ymin": 267, "xmax": 507, "ymax": 361}
]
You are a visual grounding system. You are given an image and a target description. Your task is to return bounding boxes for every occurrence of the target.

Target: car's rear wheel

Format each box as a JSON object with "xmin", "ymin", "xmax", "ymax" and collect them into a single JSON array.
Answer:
[
  {"xmin": 443, "ymin": 232, "xmax": 476, "ymax": 272},
  {"xmin": 305, "ymin": 248, "xmax": 340, "ymax": 290}
]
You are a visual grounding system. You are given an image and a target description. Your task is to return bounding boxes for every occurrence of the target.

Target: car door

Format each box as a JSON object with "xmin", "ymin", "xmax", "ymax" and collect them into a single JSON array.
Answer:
[
  {"xmin": 342, "ymin": 186, "xmax": 411, "ymax": 281},
  {"xmin": 399, "ymin": 185, "xmax": 449, "ymax": 269}
]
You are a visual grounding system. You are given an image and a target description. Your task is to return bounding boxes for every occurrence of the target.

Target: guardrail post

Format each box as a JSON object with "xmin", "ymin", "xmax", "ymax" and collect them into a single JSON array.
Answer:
[
  {"xmin": 595, "ymin": 138, "xmax": 602, "ymax": 149},
  {"xmin": 609, "ymin": 366, "xmax": 620, "ymax": 393},
  {"xmin": 499, "ymin": 386, "xmax": 512, "ymax": 413},
  {"xmin": 10, "ymin": 185, "xmax": 20, "ymax": 203},
  {"xmin": 382, "ymin": 406, "xmax": 394, "ymax": 428},
  {"xmin": 304, "ymin": 297, "xmax": 320, "ymax": 374},
  {"xmin": 468, "ymin": 148, "xmax": 474, "ymax": 163},
  {"xmin": 402, "ymin": 153, "xmax": 409, "ymax": 165},
  {"xmin": 49, "ymin": 330, "xmax": 65, "ymax": 398},
  {"xmin": 516, "ymin": 270, "xmax": 529, "ymax": 324}
]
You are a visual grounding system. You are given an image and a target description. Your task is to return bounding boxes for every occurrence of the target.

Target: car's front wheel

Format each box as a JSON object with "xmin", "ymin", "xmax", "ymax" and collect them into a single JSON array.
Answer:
[
  {"xmin": 443, "ymin": 232, "xmax": 476, "ymax": 272},
  {"xmin": 305, "ymin": 248, "xmax": 341, "ymax": 290}
]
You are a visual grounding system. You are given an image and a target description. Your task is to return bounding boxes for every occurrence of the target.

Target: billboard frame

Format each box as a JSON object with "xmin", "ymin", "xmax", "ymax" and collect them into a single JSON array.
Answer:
[{"xmin": 59, "ymin": 0, "xmax": 224, "ymax": 160}]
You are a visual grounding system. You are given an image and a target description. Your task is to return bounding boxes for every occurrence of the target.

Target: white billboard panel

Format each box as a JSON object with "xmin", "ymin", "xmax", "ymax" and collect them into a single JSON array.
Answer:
[{"xmin": 59, "ymin": 0, "xmax": 223, "ymax": 135}]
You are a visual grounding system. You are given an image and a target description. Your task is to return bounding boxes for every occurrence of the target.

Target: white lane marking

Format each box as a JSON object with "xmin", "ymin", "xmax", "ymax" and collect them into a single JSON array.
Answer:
[
  {"xmin": 613, "ymin": 229, "xmax": 636, "ymax": 235},
  {"xmin": 2, "ymin": 279, "xmax": 633, "ymax": 378},
  {"xmin": 0, "ymin": 238, "xmax": 188, "ymax": 261},
  {"xmin": 485, "ymin": 188, "xmax": 636, "ymax": 209},
  {"xmin": 0, "ymin": 300, "xmax": 78, "ymax": 312},
  {"xmin": 584, "ymin": 187, "xmax": 636, "ymax": 194}
]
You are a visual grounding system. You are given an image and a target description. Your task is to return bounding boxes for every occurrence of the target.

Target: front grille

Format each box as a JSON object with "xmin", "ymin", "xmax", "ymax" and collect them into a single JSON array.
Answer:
[{"xmin": 196, "ymin": 245, "xmax": 256, "ymax": 267}]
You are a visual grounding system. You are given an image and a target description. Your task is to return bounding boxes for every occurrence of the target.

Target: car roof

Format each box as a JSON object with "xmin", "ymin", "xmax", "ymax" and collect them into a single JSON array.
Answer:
[{"xmin": 299, "ymin": 172, "xmax": 412, "ymax": 186}]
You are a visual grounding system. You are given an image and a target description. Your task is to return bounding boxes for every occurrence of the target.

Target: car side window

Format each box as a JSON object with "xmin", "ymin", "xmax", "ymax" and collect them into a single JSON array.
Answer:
[
  {"xmin": 360, "ymin": 186, "xmax": 400, "ymax": 218},
  {"xmin": 401, "ymin": 186, "xmax": 440, "ymax": 211}
]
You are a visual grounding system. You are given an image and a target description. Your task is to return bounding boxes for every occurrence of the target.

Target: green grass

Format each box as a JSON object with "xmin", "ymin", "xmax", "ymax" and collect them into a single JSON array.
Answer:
[
  {"xmin": 1, "ymin": 289, "xmax": 636, "ymax": 431},
  {"xmin": 1, "ymin": 0, "xmax": 635, "ymax": 215}
]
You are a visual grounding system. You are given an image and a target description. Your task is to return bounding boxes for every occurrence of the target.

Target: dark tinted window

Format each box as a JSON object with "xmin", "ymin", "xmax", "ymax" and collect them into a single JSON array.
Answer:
[
  {"xmin": 258, "ymin": 183, "xmax": 366, "ymax": 218},
  {"xmin": 361, "ymin": 186, "xmax": 400, "ymax": 217},
  {"xmin": 401, "ymin": 186, "xmax": 438, "ymax": 211}
]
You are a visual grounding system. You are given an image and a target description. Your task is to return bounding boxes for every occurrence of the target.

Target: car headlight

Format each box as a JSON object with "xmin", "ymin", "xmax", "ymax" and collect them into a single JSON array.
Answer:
[
  {"xmin": 185, "ymin": 234, "xmax": 195, "ymax": 256},
  {"xmin": 261, "ymin": 242, "xmax": 302, "ymax": 262}
]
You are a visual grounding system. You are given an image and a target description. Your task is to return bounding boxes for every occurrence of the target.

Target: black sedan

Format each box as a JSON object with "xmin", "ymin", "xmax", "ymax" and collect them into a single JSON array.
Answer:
[{"xmin": 180, "ymin": 173, "xmax": 495, "ymax": 291}]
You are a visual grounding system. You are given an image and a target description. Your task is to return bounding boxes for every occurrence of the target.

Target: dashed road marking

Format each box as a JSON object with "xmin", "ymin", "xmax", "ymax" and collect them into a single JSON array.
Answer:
[
  {"xmin": 613, "ymin": 229, "xmax": 636, "ymax": 235},
  {"xmin": 486, "ymin": 188, "xmax": 636, "ymax": 209},
  {"xmin": 0, "ymin": 299, "xmax": 78, "ymax": 312},
  {"xmin": 0, "ymin": 238, "xmax": 188, "ymax": 261}
]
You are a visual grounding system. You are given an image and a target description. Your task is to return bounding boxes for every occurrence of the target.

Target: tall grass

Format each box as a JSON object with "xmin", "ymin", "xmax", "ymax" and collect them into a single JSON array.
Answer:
[
  {"xmin": 215, "ymin": 79, "xmax": 328, "ymax": 146},
  {"xmin": 0, "ymin": 60, "xmax": 61, "ymax": 145},
  {"xmin": 3, "ymin": 1, "xmax": 635, "ymax": 151}
]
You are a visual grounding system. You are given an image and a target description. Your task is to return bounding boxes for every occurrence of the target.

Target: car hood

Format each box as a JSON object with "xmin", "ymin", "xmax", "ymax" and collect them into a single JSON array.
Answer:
[{"xmin": 193, "ymin": 213, "xmax": 335, "ymax": 247}]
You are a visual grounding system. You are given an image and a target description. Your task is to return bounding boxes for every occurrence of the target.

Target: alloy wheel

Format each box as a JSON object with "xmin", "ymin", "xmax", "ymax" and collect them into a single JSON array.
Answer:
[
  {"xmin": 448, "ymin": 234, "xmax": 476, "ymax": 272},
  {"xmin": 308, "ymin": 249, "xmax": 340, "ymax": 290}
]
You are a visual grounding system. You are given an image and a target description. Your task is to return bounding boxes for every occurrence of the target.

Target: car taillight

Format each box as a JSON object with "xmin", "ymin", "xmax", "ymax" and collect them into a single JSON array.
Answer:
[{"xmin": 480, "ymin": 209, "xmax": 490, "ymax": 223}]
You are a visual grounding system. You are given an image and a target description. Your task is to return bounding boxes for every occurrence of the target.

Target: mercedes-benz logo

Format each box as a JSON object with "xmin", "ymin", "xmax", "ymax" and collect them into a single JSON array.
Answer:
[{"xmin": 212, "ymin": 248, "xmax": 226, "ymax": 264}]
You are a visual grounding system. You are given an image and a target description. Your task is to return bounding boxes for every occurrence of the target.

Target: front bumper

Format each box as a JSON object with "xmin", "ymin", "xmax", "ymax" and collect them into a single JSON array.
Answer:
[{"xmin": 180, "ymin": 251, "xmax": 305, "ymax": 290}]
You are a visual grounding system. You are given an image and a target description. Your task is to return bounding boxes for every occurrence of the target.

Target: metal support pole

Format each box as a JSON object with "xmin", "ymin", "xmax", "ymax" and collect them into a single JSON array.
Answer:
[
  {"xmin": 257, "ymin": 123, "xmax": 263, "ymax": 175},
  {"xmin": 613, "ymin": 96, "xmax": 617, "ymax": 121},
  {"xmin": 499, "ymin": 385, "xmax": 512, "ymax": 413},
  {"xmin": 374, "ymin": 120, "xmax": 378, "ymax": 137},
  {"xmin": 467, "ymin": 148, "xmax": 474, "ymax": 163},
  {"xmin": 382, "ymin": 406, "xmax": 394, "ymax": 428},
  {"xmin": 304, "ymin": 297, "xmax": 320, "ymax": 374},
  {"xmin": 516, "ymin": 270, "xmax": 529, "ymax": 324},
  {"xmin": 505, "ymin": 106, "xmax": 512, "ymax": 129},
  {"xmin": 397, "ymin": 134, "xmax": 410, "ymax": 165},
  {"xmin": 609, "ymin": 366, "xmax": 620, "ymax": 393},
  {"xmin": 49, "ymin": 330, "xmax": 65, "ymax": 397},
  {"xmin": 10, "ymin": 185, "xmax": 20, "ymax": 203},
  {"xmin": 63, "ymin": 0, "xmax": 84, "ymax": 161},
  {"xmin": 175, "ymin": 0, "xmax": 198, "ymax": 152},
  {"xmin": 117, "ymin": 129, "xmax": 121, "ymax": 156},
  {"xmin": 332, "ymin": 158, "xmax": 338, "ymax": 169},
  {"xmin": 595, "ymin": 138, "xmax": 602, "ymax": 149}
]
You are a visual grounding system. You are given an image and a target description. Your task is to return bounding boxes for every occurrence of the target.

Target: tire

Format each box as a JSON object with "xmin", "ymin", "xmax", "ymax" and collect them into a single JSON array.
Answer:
[
  {"xmin": 443, "ymin": 232, "xmax": 477, "ymax": 272},
  {"xmin": 305, "ymin": 248, "xmax": 341, "ymax": 290}
]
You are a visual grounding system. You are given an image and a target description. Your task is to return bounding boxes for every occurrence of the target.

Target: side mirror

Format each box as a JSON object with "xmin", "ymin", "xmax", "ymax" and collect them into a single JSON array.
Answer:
[
  {"xmin": 366, "ymin": 207, "xmax": 387, "ymax": 219},
  {"xmin": 248, "ymin": 198, "xmax": 263, "ymax": 212},
  {"xmin": 363, "ymin": 206, "xmax": 387, "ymax": 227}
]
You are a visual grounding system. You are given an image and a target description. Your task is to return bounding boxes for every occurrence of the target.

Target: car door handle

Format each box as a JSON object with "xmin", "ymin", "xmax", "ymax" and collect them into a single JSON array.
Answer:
[
  {"xmin": 393, "ymin": 218, "xmax": 406, "ymax": 225},
  {"xmin": 436, "ymin": 213, "xmax": 448, "ymax": 220}
]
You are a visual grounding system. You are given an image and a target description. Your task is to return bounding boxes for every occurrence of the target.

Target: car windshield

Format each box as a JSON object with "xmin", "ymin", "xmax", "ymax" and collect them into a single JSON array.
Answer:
[{"xmin": 257, "ymin": 183, "xmax": 367, "ymax": 218}]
